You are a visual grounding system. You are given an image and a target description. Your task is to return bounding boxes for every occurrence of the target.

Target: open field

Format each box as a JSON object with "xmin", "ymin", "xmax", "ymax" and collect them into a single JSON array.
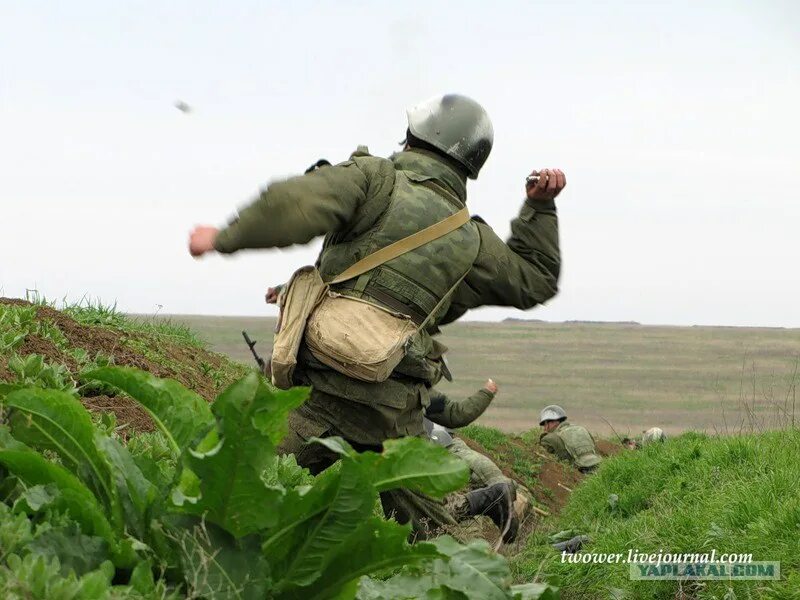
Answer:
[{"xmin": 166, "ymin": 315, "xmax": 800, "ymax": 437}]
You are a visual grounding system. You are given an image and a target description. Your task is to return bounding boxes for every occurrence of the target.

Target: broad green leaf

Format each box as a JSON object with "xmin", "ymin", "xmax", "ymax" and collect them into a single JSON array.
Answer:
[
  {"xmin": 510, "ymin": 582, "xmax": 560, "ymax": 600},
  {"xmin": 0, "ymin": 424, "xmax": 28, "ymax": 450},
  {"xmin": 26, "ymin": 523, "xmax": 111, "ymax": 577},
  {"xmin": 171, "ymin": 517, "xmax": 270, "ymax": 600},
  {"xmin": 266, "ymin": 459, "xmax": 376, "ymax": 590},
  {"xmin": 113, "ymin": 536, "xmax": 150, "ymax": 570},
  {"xmin": 356, "ymin": 537, "xmax": 515, "ymax": 600},
  {"xmin": 0, "ymin": 383, "xmax": 22, "ymax": 398},
  {"xmin": 357, "ymin": 578, "xmax": 460, "ymax": 599},
  {"xmin": 361, "ymin": 436, "xmax": 470, "ymax": 498},
  {"xmin": 310, "ymin": 436, "xmax": 356, "ymax": 458},
  {"xmin": 0, "ymin": 449, "xmax": 115, "ymax": 544},
  {"xmin": 187, "ymin": 428, "xmax": 223, "ymax": 457},
  {"xmin": 250, "ymin": 381, "xmax": 309, "ymax": 445},
  {"xmin": 172, "ymin": 467, "xmax": 202, "ymax": 506},
  {"xmin": 280, "ymin": 517, "xmax": 440, "ymax": 600},
  {"xmin": 14, "ymin": 483, "xmax": 59, "ymax": 512},
  {"xmin": 95, "ymin": 434, "xmax": 157, "ymax": 539},
  {"xmin": 426, "ymin": 537, "xmax": 512, "ymax": 600},
  {"xmin": 129, "ymin": 560, "xmax": 156, "ymax": 595},
  {"xmin": 85, "ymin": 366, "xmax": 214, "ymax": 453},
  {"xmin": 4, "ymin": 387, "xmax": 120, "ymax": 523},
  {"xmin": 176, "ymin": 372, "xmax": 283, "ymax": 537},
  {"xmin": 132, "ymin": 451, "xmax": 174, "ymax": 492}
]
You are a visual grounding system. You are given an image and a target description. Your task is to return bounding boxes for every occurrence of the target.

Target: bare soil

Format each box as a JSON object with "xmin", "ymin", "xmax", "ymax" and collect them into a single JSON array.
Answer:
[
  {"xmin": 1, "ymin": 298, "xmax": 243, "ymax": 432},
  {"xmin": 82, "ymin": 394, "xmax": 155, "ymax": 438},
  {"xmin": 536, "ymin": 462, "xmax": 583, "ymax": 512},
  {"xmin": 595, "ymin": 438, "xmax": 623, "ymax": 457}
]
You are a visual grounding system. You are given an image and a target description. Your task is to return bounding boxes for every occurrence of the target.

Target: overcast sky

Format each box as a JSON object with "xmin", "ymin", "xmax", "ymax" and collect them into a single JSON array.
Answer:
[{"xmin": 1, "ymin": 1, "xmax": 798, "ymax": 327}]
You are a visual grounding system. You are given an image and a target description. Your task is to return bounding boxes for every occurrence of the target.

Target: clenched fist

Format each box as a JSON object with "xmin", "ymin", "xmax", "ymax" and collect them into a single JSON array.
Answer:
[
  {"xmin": 265, "ymin": 286, "xmax": 283, "ymax": 304},
  {"xmin": 189, "ymin": 226, "xmax": 219, "ymax": 257},
  {"xmin": 526, "ymin": 168, "xmax": 566, "ymax": 202},
  {"xmin": 484, "ymin": 379, "xmax": 498, "ymax": 395}
]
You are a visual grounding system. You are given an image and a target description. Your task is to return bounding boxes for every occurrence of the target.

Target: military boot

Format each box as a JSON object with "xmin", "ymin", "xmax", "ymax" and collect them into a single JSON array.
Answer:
[
  {"xmin": 552, "ymin": 535, "xmax": 589, "ymax": 554},
  {"xmin": 465, "ymin": 482, "xmax": 519, "ymax": 543}
]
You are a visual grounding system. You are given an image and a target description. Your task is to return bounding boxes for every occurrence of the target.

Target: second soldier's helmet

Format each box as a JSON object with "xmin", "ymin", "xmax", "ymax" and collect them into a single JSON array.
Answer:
[
  {"xmin": 406, "ymin": 94, "xmax": 494, "ymax": 179},
  {"xmin": 429, "ymin": 424, "xmax": 454, "ymax": 448},
  {"xmin": 642, "ymin": 427, "xmax": 666, "ymax": 444},
  {"xmin": 539, "ymin": 405, "xmax": 567, "ymax": 425}
]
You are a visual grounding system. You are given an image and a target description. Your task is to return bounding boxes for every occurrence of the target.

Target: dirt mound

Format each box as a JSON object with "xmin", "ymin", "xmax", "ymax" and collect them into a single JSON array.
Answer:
[
  {"xmin": 0, "ymin": 298, "xmax": 247, "ymax": 432},
  {"xmin": 596, "ymin": 438, "xmax": 623, "ymax": 457},
  {"xmin": 31, "ymin": 303, "xmax": 232, "ymax": 400},
  {"xmin": 536, "ymin": 461, "xmax": 583, "ymax": 511}
]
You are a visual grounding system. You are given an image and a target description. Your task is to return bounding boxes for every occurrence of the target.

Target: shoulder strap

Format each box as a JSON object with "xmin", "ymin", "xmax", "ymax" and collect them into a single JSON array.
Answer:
[
  {"xmin": 328, "ymin": 206, "xmax": 469, "ymax": 285},
  {"xmin": 416, "ymin": 265, "xmax": 469, "ymax": 332}
]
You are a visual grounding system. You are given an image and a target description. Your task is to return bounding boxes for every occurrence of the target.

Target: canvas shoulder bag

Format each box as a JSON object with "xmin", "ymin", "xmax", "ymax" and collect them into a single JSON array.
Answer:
[{"xmin": 270, "ymin": 205, "xmax": 470, "ymax": 388}]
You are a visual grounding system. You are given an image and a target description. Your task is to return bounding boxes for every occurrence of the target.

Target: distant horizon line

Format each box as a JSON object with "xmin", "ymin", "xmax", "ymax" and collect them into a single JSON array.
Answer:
[{"xmin": 139, "ymin": 312, "xmax": 800, "ymax": 331}]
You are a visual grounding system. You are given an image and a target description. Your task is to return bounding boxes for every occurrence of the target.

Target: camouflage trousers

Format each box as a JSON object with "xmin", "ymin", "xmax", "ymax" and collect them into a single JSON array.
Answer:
[
  {"xmin": 277, "ymin": 408, "xmax": 469, "ymax": 538},
  {"xmin": 447, "ymin": 438, "xmax": 510, "ymax": 489}
]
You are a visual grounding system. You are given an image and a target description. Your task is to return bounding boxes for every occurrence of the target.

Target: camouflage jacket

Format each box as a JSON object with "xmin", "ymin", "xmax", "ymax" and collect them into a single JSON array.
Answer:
[
  {"xmin": 540, "ymin": 421, "xmax": 601, "ymax": 469},
  {"xmin": 539, "ymin": 421, "xmax": 574, "ymax": 462},
  {"xmin": 215, "ymin": 147, "xmax": 560, "ymax": 444}
]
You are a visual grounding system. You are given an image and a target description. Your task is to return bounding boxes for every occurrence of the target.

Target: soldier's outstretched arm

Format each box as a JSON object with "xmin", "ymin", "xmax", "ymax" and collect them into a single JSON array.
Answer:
[
  {"xmin": 440, "ymin": 168, "xmax": 564, "ymax": 324},
  {"xmin": 189, "ymin": 153, "xmax": 395, "ymax": 255},
  {"xmin": 426, "ymin": 381, "xmax": 496, "ymax": 428}
]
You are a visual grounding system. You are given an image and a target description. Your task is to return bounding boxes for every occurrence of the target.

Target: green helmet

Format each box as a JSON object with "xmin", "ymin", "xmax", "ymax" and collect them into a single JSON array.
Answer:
[
  {"xmin": 423, "ymin": 418, "xmax": 454, "ymax": 447},
  {"xmin": 539, "ymin": 405, "xmax": 567, "ymax": 425},
  {"xmin": 430, "ymin": 424, "xmax": 454, "ymax": 448},
  {"xmin": 406, "ymin": 94, "xmax": 494, "ymax": 179}
]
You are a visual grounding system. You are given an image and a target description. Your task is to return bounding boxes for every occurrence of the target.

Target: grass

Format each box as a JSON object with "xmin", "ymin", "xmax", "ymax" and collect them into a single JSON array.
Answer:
[
  {"xmin": 512, "ymin": 430, "xmax": 800, "ymax": 599},
  {"xmin": 461, "ymin": 423, "xmax": 543, "ymax": 493},
  {"xmin": 168, "ymin": 315, "xmax": 800, "ymax": 437},
  {"xmin": 62, "ymin": 299, "xmax": 206, "ymax": 349},
  {"xmin": 0, "ymin": 298, "xmax": 250, "ymax": 409}
]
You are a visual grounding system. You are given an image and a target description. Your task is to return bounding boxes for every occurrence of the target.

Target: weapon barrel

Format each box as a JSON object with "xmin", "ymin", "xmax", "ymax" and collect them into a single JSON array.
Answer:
[{"xmin": 241, "ymin": 330, "xmax": 266, "ymax": 369}]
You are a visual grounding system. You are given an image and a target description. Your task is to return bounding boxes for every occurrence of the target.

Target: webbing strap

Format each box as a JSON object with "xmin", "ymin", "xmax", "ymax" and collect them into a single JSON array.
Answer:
[{"xmin": 328, "ymin": 207, "xmax": 470, "ymax": 285}]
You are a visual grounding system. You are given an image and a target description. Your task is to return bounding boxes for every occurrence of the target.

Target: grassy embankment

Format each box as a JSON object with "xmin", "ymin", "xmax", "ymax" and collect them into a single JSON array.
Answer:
[{"xmin": 467, "ymin": 425, "xmax": 800, "ymax": 599}]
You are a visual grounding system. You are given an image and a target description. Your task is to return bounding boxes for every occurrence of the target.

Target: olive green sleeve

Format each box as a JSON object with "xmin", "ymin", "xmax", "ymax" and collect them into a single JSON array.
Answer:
[
  {"xmin": 425, "ymin": 387, "xmax": 495, "ymax": 429},
  {"xmin": 540, "ymin": 431, "xmax": 570, "ymax": 462},
  {"xmin": 540, "ymin": 432, "xmax": 560, "ymax": 455},
  {"xmin": 440, "ymin": 200, "xmax": 560, "ymax": 324},
  {"xmin": 214, "ymin": 157, "xmax": 391, "ymax": 253}
]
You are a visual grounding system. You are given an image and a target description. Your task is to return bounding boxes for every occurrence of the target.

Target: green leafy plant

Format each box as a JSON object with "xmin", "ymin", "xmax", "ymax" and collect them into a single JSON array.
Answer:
[
  {"xmin": 0, "ymin": 367, "xmax": 556, "ymax": 599},
  {"xmin": 35, "ymin": 321, "xmax": 69, "ymax": 350},
  {"xmin": 358, "ymin": 536, "xmax": 558, "ymax": 599},
  {"xmin": 0, "ymin": 305, "xmax": 38, "ymax": 353},
  {"xmin": 6, "ymin": 355, "xmax": 76, "ymax": 393}
]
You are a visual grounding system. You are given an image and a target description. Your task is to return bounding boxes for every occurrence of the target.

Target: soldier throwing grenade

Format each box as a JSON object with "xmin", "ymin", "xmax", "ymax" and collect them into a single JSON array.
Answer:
[{"xmin": 189, "ymin": 93, "xmax": 566, "ymax": 537}]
